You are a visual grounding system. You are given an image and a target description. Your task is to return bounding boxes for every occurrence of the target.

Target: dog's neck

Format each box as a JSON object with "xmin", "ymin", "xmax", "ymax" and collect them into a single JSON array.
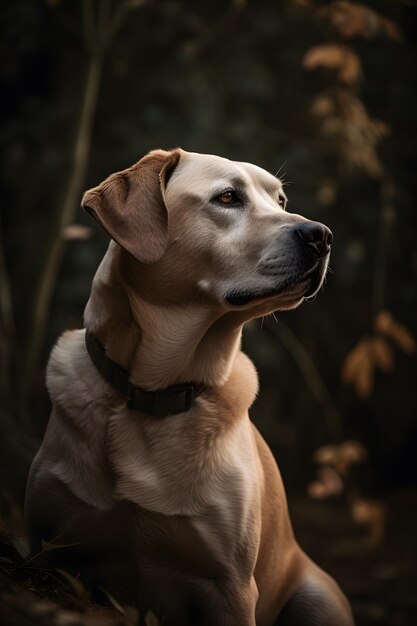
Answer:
[
  {"xmin": 84, "ymin": 245, "xmax": 245, "ymax": 390},
  {"xmin": 127, "ymin": 298, "xmax": 245, "ymax": 390}
]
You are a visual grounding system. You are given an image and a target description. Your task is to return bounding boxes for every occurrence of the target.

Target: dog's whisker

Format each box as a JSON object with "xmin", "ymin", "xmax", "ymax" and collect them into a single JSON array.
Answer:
[{"xmin": 274, "ymin": 158, "xmax": 289, "ymax": 179}]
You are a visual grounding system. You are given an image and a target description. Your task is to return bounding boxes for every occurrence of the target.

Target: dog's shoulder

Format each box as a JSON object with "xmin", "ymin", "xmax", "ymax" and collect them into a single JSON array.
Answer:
[
  {"xmin": 36, "ymin": 329, "xmax": 119, "ymax": 510},
  {"xmin": 46, "ymin": 329, "xmax": 115, "ymax": 414}
]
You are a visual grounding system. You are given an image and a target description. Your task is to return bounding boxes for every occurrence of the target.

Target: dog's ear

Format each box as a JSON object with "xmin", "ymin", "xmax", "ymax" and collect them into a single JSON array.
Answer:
[{"xmin": 81, "ymin": 148, "xmax": 181, "ymax": 264}]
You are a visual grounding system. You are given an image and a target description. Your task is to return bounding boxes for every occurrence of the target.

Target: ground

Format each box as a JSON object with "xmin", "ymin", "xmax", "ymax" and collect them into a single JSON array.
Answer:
[
  {"xmin": 0, "ymin": 489, "xmax": 416, "ymax": 626},
  {"xmin": 290, "ymin": 489, "xmax": 417, "ymax": 626}
]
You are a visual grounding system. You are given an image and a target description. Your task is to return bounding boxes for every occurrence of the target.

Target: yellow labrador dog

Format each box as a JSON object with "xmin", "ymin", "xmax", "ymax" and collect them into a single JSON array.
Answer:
[{"xmin": 25, "ymin": 149, "xmax": 354, "ymax": 626}]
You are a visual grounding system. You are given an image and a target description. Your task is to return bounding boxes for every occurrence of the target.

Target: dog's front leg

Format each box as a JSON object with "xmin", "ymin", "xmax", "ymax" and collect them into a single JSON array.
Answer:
[
  {"xmin": 214, "ymin": 576, "xmax": 258, "ymax": 626},
  {"xmin": 145, "ymin": 575, "xmax": 258, "ymax": 626}
]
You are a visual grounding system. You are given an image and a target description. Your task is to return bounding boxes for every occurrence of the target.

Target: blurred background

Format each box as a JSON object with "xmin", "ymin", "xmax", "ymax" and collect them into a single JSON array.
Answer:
[{"xmin": 1, "ymin": 1, "xmax": 416, "ymax": 625}]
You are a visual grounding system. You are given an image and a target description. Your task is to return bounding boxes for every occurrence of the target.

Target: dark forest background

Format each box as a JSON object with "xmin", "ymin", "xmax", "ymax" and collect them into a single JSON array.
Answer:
[{"xmin": 0, "ymin": 1, "xmax": 416, "ymax": 625}]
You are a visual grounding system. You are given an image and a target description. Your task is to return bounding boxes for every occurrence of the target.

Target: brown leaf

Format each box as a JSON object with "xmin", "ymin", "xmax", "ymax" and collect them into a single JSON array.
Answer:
[
  {"xmin": 62, "ymin": 224, "xmax": 93, "ymax": 241},
  {"xmin": 55, "ymin": 568, "xmax": 90, "ymax": 602},
  {"xmin": 12, "ymin": 537, "xmax": 30, "ymax": 558},
  {"xmin": 321, "ymin": 1, "xmax": 403, "ymax": 42},
  {"xmin": 313, "ymin": 444, "xmax": 339, "ymax": 466},
  {"xmin": 233, "ymin": 0, "xmax": 248, "ymax": 9},
  {"xmin": 54, "ymin": 610, "xmax": 81, "ymax": 625},
  {"xmin": 375, "ymin": 311, "xmax": 416, "ymax": 354},
  {"xmin": 125, "ymin": 1, "xmax": 148, "ymax": 8},
  {"xmin": 292, "ymin": 0, "xmax": 313, "ymax": 7},
  {"xmin": 351, "ymin": 497, "xmax": 386, "ymax": 547},
  {"xmin": 307, "ymin": 480, "xmax": 329, "ymax": 500},
  {"xmin": 307, "ymin": 467, "xmax": 344, "ymax": 499},
  {"xmin": 375, "ymin": 310, "xmax": 393, "ymax": 334},
  {"xmin": 311, "ymin": 95, "xmax": 335, "ymax": 118},
  {"xmin": 145, "ymin": 611, "xmax": 160, "ymax": 626},
  {"xmin": 341, "ymin": 340, "xmax": 365, "ymax": 384},
  {"xmin": 316, "ymin": 179, "xmax": 338, "ymax": 206},
  {"xmin": 339, "ymin": 440, "xmax": 368, "ymax": 465},
  {"xmin": 99, "ymin": 588, "xmax": 126, "ymax": 615},
  {"xmin": 313, "ymin": 440, "xmax": 368, "ymax": 476},
  {"xmin": 303, "ymin": 44, "xmax": 362, "ymax": 84},
  {"xmin": 341, "ymin": 338, "xmax": 374, "ymax": 397},
  {"xmin": 371, "ymin": 337, "xmax": 394, "ymax": 372},
  {"xmin": 357, "ymin": 352, "xmax": 374, "ymax": 398},
  {"xmin": 124, "ymin": 606, "xmax": 140, "ymax": 625},
  {"xmin": 311, "ymin": 91, "xmax": 389, "ymax": 178}
]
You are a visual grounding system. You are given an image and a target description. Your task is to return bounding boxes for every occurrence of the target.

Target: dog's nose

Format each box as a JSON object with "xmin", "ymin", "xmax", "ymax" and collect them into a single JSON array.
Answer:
[{"xmin": 295, "ymin": 221, "xmax": 333, "ymax": 256}]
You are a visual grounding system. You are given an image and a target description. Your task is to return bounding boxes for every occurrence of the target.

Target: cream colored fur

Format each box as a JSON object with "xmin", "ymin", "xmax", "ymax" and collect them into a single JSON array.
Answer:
[{"xmin": 26, "ymin": 149, "xmax": 354, "ymax": 626}]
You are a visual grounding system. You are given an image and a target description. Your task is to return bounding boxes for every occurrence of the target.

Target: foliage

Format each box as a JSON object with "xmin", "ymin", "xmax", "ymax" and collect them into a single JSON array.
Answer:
[
  {"xmin": 0, "ymin": 3, "xmax": 416, "ymax": 623},
  {"xmin": 0, "ymin": 0, "xmax": 416, "ymax": 518}
]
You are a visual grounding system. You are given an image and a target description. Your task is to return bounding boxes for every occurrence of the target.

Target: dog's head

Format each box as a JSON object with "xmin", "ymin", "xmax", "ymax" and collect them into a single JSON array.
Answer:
[{"xmin": 82, "ymin": 148, "xmax": 332, "ymax": 315}]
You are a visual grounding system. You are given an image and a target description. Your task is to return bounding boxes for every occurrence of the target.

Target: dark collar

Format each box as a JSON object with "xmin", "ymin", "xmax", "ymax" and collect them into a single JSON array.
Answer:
[{"xmin": 84, "ymin": 329, "xmax": 204, "ymax": 417}]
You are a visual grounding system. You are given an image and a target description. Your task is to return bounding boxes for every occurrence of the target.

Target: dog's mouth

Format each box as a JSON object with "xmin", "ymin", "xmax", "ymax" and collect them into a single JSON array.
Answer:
[
  {"xmin": 226, "ymin": 281, "xmax": 293, "ymax": 306},
  {"xmin": 225, "ymin": 262, "xmax": 326, "ymax": 307}
]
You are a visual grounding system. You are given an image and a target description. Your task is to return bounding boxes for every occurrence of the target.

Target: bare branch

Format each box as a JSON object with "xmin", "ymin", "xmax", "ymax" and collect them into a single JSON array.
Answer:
[
  {"xmin": 0, "ymin": 219, "xmax": 18, "ymax": 397},
  {"xmin": 98, "ymin": 0, "xmax": 112, "ymax": 36},
  {"xmin": 265, "ymin": 317, "xmax": 344, "ymax": 441},
  {"xmin": 82, "ymin": 0, "xmax": 96, "ymax": 51},
  {"xmin": 103, "ymin": 0, "xmax": 144, "ymax": 52},
  {"xmin": 373, "ymin": 179, "xmax": 394, "ymax": 314},
  {"xmin": 24, "ymin": 53, "xmax": 103, "ymax": 405},
  {"xmin": 24, "ymin": 0, "xmax": 143, "ymax": 407}
]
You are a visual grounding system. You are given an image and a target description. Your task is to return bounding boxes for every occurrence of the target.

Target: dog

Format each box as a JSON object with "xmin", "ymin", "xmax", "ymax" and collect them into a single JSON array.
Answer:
[{"xmin": 25, "ymin": 148, "xmax": 354, "ymax": 625}]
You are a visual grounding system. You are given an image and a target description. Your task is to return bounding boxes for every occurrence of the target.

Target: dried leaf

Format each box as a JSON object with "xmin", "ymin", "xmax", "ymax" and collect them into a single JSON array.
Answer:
[
  {"xmin": 375, "ymin": 311, "xmax": 392, "ymax": 334},
  {"xmin": 356, "ymin": 351, "xmax": 373, "ymax": 398},
  {"xmin": 97, "ymin": 592, "xmax": 139, "ymax": 625},
  {"xmin": 99, "ymin": 587, "xmax": 126, "ymax": 615},
  {"xmin": 375, "ymin": 311, "xmax": 416, "ymax": 354},
  {"xmin": 292, "ymin": 0, "xmax": 313, "ymax": 7},
  {"xmin": 321, "ymin": 1, "xmax": 403, "ymax": 42},
  {"xmin": 233, "ymin": 0, "xmax": 248, "ymax": 9},
  {"xmin": 12, "ymin": 537, "xmax": 30, "ymax": 558},
  {"xmin": 41, "ymin": 538, "xmax": 80, "ymax": 551},
  {"xmin": 54, "ymin": 610, "xmax": 80, "ymax": 626},
  {"xmin": 0, "ymin": 556, "xmax": 14, "ymax": 565},
  {"xmin": 307, "ymin": 480, "xmax": 329, "ymax": 499},
  {"xmin": 313, "ymin": 444, "xmax": 339, "ymax": 466},
  {"xmin": 341, "ymin": 338, "xmax": 374, "ymax": 397},
  {"xmin": 372, "ymin": 337, "xmax": 394, "ymax": 372},
  {"xmin": 124, "ymin": 606, "xmax": 140, "ymax": 625},
  {"xmin": 339, "ymin": 440, "xmax": 368, "ymax": 465},
  {"xmin": 62, "ymin": 224, "xmax": 93, "ymax": 240},
  {"xmin": 311, "ymin": 91, "xmax": 389, "ymax": 177},
  {"xmin": 316, "ymin": 179, "xmax": 338, "ymax": 206},
  {"xmin": 125, "ymin": 1, "xmax": 148, "ymax": 8},
  {"xmin": 311, "ymin": 95, "xmax": 335, "ymax": 118},
  {"xmin": 55, "ymin": 568, "xmax": 90, "ymax": 602},
  {"xmin": 303, "ymin": 44, "xmax": 362, "ymax": 84},
  {"xmin": 307, "ymin": 467, "xmax": 344, "ymax": 499},
  {"xmin": 313, "ymin": 440, "xmax": 368, "ymax": 476},
  {"xmin": 145, "ymin": 611, "xmax": 160, "ymax": 626},
  {"xmin": 351, "ymin": 497, "xmax": 386, "ymax": 547}
]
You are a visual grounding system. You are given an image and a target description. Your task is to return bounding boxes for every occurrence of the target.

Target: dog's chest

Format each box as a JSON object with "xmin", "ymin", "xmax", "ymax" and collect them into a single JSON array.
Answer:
[{"xmin": 108, "ymin": 407, "xmax": 261, "ymax": 563}]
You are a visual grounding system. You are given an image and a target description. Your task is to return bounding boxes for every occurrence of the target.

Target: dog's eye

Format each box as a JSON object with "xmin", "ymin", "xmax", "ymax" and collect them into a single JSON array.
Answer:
[
  {"xmin": 278, "ymin": 195, "xmax": 287, "ymax": 210},
  {"xmin": 215, "ymin": 190, "xmax": 240, "ymax": 205}
]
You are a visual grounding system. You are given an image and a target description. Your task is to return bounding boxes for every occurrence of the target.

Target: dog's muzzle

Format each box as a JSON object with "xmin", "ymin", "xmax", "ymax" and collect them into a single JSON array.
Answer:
[{"xmin": 225, "ymin": 221, "xmax": 332, "ymax": 306}]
